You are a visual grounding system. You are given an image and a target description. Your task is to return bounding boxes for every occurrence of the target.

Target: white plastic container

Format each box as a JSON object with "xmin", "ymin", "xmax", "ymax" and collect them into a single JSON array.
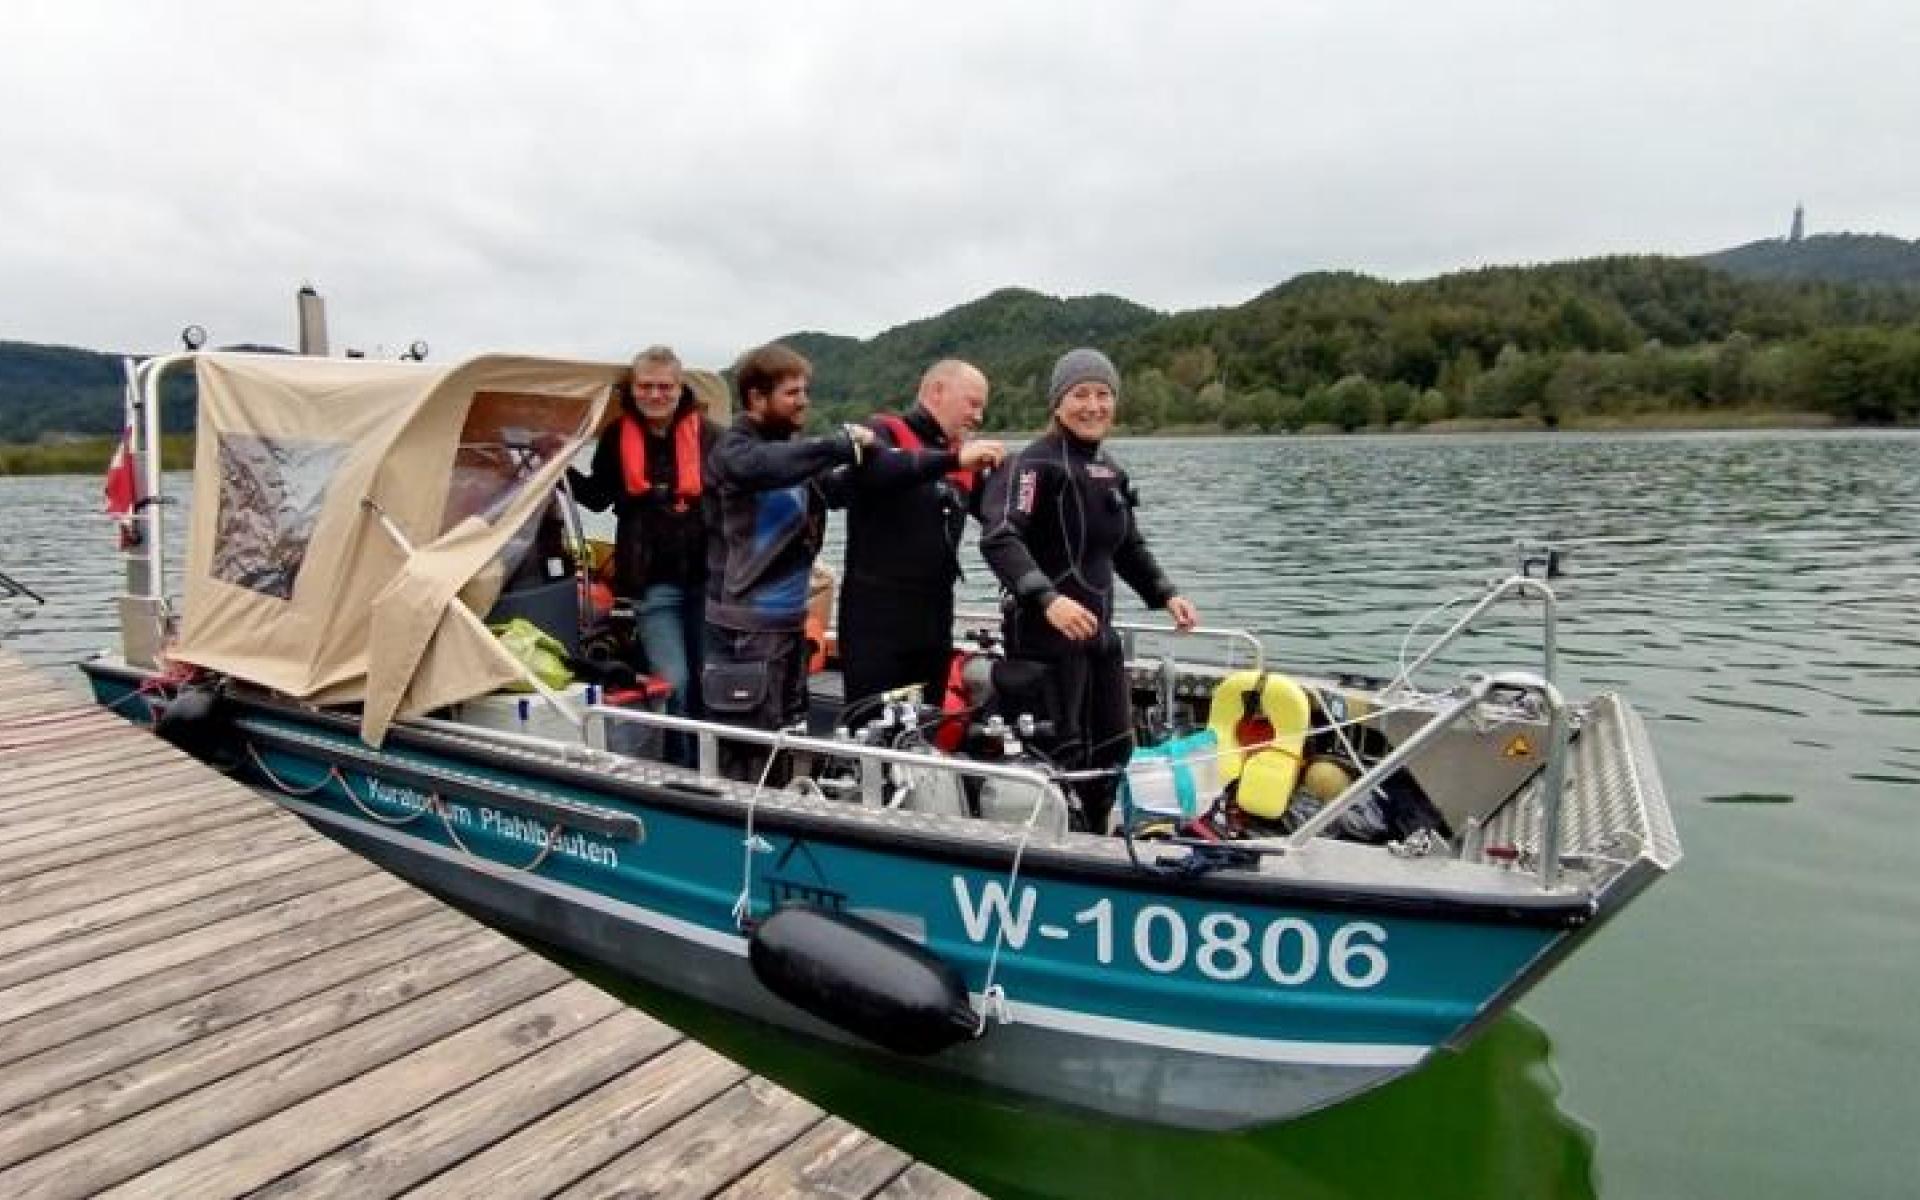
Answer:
[{"xmin": 1121, "ymin": 729, "xmax": 1222, "ymax": 818}]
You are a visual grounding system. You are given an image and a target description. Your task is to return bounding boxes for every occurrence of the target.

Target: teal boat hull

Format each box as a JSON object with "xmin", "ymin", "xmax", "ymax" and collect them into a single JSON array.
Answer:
[{"xmin": 85, "ymin": 662, "xmax": 1596, "ymax": 1131}]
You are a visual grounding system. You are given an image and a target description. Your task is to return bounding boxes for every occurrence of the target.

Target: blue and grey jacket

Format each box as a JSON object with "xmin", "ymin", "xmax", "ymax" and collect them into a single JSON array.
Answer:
[{"xmin": 703, "ymin": 415, "xmax": 860, "ymax": 632}]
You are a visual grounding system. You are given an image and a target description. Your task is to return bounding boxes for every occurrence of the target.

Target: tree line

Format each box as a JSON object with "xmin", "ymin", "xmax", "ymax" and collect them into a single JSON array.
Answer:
[
  {"xmin": 6, "ymin": 249, "xmax": 1920, "ymax": 459},
  {"xmin": 804, "ymin": 257, "xmax": 1920, "ymax": 433}
]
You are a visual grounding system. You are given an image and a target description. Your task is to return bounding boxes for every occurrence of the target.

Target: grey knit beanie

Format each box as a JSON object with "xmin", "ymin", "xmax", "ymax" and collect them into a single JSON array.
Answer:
[{"xmin": 1047, "ymin": 348, "xmax": 1121, "ymax": 410}]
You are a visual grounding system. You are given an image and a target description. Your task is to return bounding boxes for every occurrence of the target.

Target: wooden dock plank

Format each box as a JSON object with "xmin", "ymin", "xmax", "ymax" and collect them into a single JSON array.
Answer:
[
  {"xmin": 1, "ymin": 959, "xmax": 574, "ymax": 1197},
  {"xmin": 716, "ymin": 1116, "xmax": 916, "ymax": 1200},
  {"xmin": 0, "ymin": 776, "xmax": 258, "ymax": 844},
  {"xmin": 0, "ymin": 784, "xmax": 261, "ymax": 862},
  {"xmin": 0, "ymin": 742, "xmax": 189, "ymax": 802},
  {"xmin": 399, "ymin": 1039, "xmax": 753, "ymax": 1200},
  {"xmin": 0, "ymin": 876, "xmax": 428, "ymax": 1061},
  {"xmin": 0, "ymin": 854, "xmax": 372, "ymax": 990},
  {"xmin": 0, "ymin": 818, "xmax": 323, "ymax": 927},
  {"xmin": 553, "ymin": 1077, "xmax": 829, "ymax": 1200},
  {"xmin": 0, "ymin": 796, "xmax": 285, "ymax": 885},
  {"xmin": 873, "ymin": 1164, "xmax": 988, "ymax": 1200},
  {"xmin": 0, "ymin": 757, "xmax": 242, "ymax": 816},
  {"xmin": 0, "ymin": 646, "xmax": 978, "ymax": 1199},
  {"xmin": 94, "ymin": 979, "xmax": 625, "ymax": 1199},
  {"xmin": 0, "ymin": 800, "xmax": 296, "ymax": 892},
  {"xmin": 0, "ymin": 912, "xmax": 501, "ymax": 1116},
  {"xmin": 250, "ymin": 1007, "xmax": 683, "ymax": 1198}
]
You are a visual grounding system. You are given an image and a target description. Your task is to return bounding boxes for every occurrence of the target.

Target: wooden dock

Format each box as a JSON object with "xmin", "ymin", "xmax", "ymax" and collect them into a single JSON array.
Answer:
[{"xmin": 0, "ymin": 647, "xmax": 982, "ymax": 1199}]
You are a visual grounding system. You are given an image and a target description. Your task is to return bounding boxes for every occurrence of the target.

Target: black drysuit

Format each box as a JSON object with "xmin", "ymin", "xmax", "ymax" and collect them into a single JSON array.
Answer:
[
  {"xmin": 834, "ymin": 406, "xmax": 977, "ymax": 711},
  {"xmin": 978, "ymin": 430, "xmax": 1178, "ymax": 831}
]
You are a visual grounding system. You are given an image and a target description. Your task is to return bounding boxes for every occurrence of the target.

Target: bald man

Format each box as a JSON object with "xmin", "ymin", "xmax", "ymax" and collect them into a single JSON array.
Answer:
[{"xmin": 835, "ymin": 360, "xmax": 1005, "ymax": 710}]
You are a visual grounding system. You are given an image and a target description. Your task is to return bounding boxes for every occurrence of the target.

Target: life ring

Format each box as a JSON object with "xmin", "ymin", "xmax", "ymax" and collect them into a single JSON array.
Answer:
[{"xmin": 1206, "ymin": 669, "xmax": 1310, "ymax": 819}]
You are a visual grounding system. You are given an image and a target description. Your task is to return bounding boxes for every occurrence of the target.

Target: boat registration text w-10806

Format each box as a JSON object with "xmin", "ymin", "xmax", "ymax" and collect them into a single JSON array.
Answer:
[{"xmin": 951, "ymin": 878, "xmax": 1389, "ymax": 989}]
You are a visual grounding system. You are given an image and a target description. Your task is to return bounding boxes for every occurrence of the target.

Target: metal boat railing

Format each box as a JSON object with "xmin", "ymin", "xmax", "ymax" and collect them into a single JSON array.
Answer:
[
  {"xmin": 1382, "ymin": 574, "xmax": 1558, "ymax": 698},
  {"xmin": 580, "ymin": 702, "xmax": 1070, "ymax": 815},
  {"xmin": 1224, "ymin": 669, "xmax": 1573, "ymax": 889},
  {"xmin": 953, "ymin": 607, "xmax": 1265, "ymax": 675}
]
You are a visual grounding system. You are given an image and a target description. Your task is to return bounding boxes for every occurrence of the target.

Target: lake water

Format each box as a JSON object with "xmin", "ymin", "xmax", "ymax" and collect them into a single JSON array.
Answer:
[{"xmin": 4, "ymin": 430, "xmax": 1917, "ymax": 1199}]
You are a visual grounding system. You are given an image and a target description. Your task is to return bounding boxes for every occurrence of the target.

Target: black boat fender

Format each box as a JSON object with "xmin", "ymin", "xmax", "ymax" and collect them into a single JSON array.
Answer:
[
  {"xmin": 153, "ymin": 685, "xmax": 237, "ymax": 767},
  {"xmin": 748, "ymin": 905, "xmax": 980, "ymax": 1055}
]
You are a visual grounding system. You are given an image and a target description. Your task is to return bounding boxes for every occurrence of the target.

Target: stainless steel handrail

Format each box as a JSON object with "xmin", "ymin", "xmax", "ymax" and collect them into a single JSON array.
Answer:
[
  {"xmin": 581, "ymin": 703, "xmax": 1070, "ymax": 800},
  {"xmin": 135, "ymin": 352, "xmax": 199, "ymax": 607},
  {"xmin": 953, "ymin": 607, "xmax": 1265, "ymax": 675},
  {"xmin": 1382, "ymin": 575, "xmax": 1557, "ymax": 697}
]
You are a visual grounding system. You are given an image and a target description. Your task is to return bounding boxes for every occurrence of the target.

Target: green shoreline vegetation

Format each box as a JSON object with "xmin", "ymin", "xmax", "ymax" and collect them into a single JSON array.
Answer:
[
  {"xmin": 7, "ymin": 248, "xmax": 1920, "ymax": 472},
  {"xmin": 0, "ymin": 433, "xmax": 194, "ymax": 476}
]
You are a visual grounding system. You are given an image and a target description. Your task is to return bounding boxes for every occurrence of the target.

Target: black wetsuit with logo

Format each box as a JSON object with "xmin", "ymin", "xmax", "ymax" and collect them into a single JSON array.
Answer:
[{"xmin": 978, "ymin": 429, "xmax": 1177, "ymax": 830}]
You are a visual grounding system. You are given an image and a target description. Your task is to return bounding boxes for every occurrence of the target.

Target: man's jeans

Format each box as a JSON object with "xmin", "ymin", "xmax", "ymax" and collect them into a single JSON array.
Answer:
[{"xmin": 634, "ymin": 582, "xmax": 704, "ymax": 765}]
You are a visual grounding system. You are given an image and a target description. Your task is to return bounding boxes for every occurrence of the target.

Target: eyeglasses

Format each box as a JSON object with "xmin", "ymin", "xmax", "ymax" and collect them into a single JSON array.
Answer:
[{"xmin": 631, "ymin": 381, "xmax": 678, "ymax": 394}]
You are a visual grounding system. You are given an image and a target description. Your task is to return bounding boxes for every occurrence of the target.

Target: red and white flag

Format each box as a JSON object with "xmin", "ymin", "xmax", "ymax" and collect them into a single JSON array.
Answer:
[{"xmin": 104, "ymin": 428, "xmax": 138, "ymax": 518}]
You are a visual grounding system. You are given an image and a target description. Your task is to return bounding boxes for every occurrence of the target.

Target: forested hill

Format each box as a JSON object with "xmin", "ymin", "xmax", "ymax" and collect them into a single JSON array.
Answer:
[
  {"xmin": 786, "ymin": 287, "xmax": 1162, "ymax": 419},
  {"xmin": 0, "ymin": 341, "xmax": 133, "ymax": 442},
  {"xmin": 9, "ymin": 250, "xmax": 1920, "ymax": 444},
  {"xmin": 804, "ymin": 257, "xmax": 1920, "ymax": 432},
  {"xmin": 1700, "ymin": 233, "xmax": 1920, "ymax": 287},
  {"xmin": 1078, "ymin": 256, "xmax": 1920, "ymax": 432}
]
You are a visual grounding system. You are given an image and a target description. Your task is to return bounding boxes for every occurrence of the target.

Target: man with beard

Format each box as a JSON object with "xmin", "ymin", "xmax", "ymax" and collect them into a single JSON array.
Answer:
[{"xmin": 704, "ymin": 343, "xmax": 873, "ymax": 775}]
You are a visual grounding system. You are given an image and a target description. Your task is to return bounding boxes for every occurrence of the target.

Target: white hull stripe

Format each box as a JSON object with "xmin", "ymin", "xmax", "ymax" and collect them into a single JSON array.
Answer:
[
  {"xmin": 286, "ymin": 798, "xmax": 1434, "ymax": 1069},
  {"xmin": 998, "ymin": 997, "xmax": 1428, "ymax": 1067}
]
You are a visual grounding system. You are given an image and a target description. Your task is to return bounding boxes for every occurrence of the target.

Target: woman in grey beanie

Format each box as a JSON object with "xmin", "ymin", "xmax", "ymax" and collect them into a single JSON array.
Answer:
[{"xmin": 977, "ymin": 348, "xmax": 1199, "ymax": 832}]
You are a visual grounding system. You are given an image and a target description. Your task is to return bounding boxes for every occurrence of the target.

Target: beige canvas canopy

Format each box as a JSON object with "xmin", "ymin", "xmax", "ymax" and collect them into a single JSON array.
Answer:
[{"xmin": 173, "ymin": 352, "xmax": 630, "ymax": 744}]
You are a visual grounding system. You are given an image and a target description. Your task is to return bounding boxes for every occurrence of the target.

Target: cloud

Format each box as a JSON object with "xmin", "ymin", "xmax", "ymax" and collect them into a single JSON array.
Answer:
[{"xmin": 3, "ymin": 0, "xmax": 1916, "ymax": 367}]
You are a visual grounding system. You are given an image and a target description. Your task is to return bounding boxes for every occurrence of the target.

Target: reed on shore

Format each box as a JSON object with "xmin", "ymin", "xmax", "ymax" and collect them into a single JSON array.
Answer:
[{"xmin": 0, "ymin": 434, "xmax": 195, "ymax": 476}]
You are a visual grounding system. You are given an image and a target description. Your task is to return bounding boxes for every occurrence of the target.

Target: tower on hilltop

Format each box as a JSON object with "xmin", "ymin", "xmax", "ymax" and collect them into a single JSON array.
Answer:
[{"xmin": 1788, "ymin": 203, "xmax": 1805, "ymax": 243}]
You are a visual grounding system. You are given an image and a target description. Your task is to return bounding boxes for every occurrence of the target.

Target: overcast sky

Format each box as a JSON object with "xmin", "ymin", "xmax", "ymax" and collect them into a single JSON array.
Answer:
[{"xmin": 4, "ymin": 1, "xmax": 1915, "ymax": 367}]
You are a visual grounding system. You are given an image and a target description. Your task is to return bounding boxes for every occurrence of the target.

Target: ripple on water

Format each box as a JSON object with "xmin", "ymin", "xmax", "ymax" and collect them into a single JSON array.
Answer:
[
  {"xmin": 1688, "ymin": 694, "xmax": 1808, "ymax": 718},
  {"xmin": 7, "ymin": 433, "xmax": 1920, "ymax": 1198}
]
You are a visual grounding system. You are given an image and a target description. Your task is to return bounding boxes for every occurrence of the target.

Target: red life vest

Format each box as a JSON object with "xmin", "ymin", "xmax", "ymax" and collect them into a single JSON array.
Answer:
[
  {"xmin": 871, "ymin": 413, "xmax": 975, "ymax": 494},
  {"xmin": 619, "ymin": 411, "xmax": 703, "ymax": 511}
]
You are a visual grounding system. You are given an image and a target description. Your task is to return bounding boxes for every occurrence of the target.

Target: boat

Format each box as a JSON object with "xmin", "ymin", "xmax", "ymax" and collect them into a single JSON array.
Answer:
[{"xmin": 78, "ymin": 337, "xmax": 1680, "ymax": 1132}]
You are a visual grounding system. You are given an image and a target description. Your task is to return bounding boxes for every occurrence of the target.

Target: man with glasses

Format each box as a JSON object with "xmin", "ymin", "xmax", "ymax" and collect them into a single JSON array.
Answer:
[{"xmin": 571, "ymin": 345, "xmax": 720, "ymax": 762}]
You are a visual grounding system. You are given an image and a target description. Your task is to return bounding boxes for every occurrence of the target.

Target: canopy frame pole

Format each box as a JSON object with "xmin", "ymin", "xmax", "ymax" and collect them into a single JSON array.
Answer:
[{"xmin": 135, "ymin": 353, "xmax": 198, "ymax": 609}]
